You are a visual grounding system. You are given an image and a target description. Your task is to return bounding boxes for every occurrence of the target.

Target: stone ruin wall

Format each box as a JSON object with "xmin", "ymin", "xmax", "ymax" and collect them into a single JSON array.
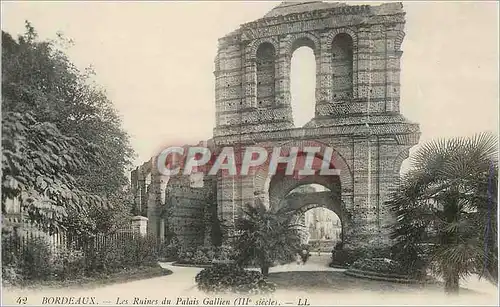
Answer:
[
  {"xmin": 131, "ymin": 149, "xmax": 218, "ymax": 247},
  {"xmin": 212, "ymin": 2, "xmax": 420, "ymax": 249},
  {"xmin": 132, "ymin": 2, "xmax": 421, "ymax": 250},
  {"xmin": 213, "ymin": 2, "xmax": 408, "ymax": 137}
]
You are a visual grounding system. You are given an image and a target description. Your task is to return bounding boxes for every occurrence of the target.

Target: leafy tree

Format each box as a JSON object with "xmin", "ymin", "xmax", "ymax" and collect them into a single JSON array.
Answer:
[
  {"xmin": 389, "ymin": 132, "xmax": 498, "ymax": 294},
  {"xmin": 233, "ymin": 200, "xmax": 304, "ymax": 276},
  {"xmin": 2, "ymin": 22, "xmax": 134, "ymax": 234},
  {"xmin": 2, "ymin": 110, "xmax": 104, "ymax": 234},
  {"xmin": 62, "ymin": 188, "xmax": 135, "ymax": 241},
  {"xmin": 2, "ymin": 23, "xmax": 134, "ymax": 196}
]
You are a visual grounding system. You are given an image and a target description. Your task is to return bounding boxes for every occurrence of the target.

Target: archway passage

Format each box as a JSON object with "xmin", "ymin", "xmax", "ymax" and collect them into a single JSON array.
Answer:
[
  {"xmin": 276, "ymin": 183, "xmax": 344, "ymax": 266},
  {"xmin": 304, "ymin": 207, "xmax": 342, "ymax": 254}
]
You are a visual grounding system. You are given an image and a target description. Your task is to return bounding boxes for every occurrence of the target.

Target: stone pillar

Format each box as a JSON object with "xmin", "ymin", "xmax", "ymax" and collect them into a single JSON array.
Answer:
[
  {"xmin": 345, "ymin": 136, "xmax": 382, "ymax": 250},
  {"xmin": 132, "ymin": 216, "xmax": 148, "ymax": 237},
  {"xmin": 203, "ymin": 208, "xmax": 212, "ymax": 247},
  {"xmin": 317, "ymin": 33, "xmax": 333, "ymax": 110},
  {"xmin": 384, "ymin": 23, "xmax": 404, "ymax": 113},
  {"xmin": 276, "ymin": 36, "xmax": 291, "ymax": 108},
  {"xmin": 356, "ymin": 25, "xmax": 373, "ymax": 102},
  {"xmin": 244, "ymin": 58, "xmax": 257, "ymax": 108},
  {"xmin": 217, "ymin": 173, "xmax": 236, "ymax": 245},
  {"xmin": 377, "ymin": 142, "xmax": 412, "ymax": 246}
]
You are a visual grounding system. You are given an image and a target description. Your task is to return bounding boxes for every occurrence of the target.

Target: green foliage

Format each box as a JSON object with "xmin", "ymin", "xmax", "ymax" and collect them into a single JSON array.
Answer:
[
  {"xmin": 195, "ymin": 263, "xmax": 276, "ymax": 294},
  {"xmin": 89, "ymin": 189, "xmax": 135, "ymax": 234},
  {"xmin": 389, "ymin": 132, "xmax": 498, "ymax": 293},
  {"xmin": 2, "ymin": 23, "xmax": 134, "ymax": 234},
  {"xmin": 85, "ymin": 234, "xmax": 158, "ymax": 275},
  {"xmin": 1, "ymin": 235, "xmax": 53, "ymax": 282},
  {"xmin": 2, "ymin": 111, "xmax": 103, "ymax": 233},
  {"xmin": 350, "ymin": 258, "xmax": 408, "ymax": 276},
  {"xmin": 330, "ymin": 249, "xmax": 354, "ymax": 267},
  {"xmin": 330, "ymin": 247, "xmax": 392, "ymax": 268},
  {"xmin": 210, "ymin": 215, "xmax": 227, "ymax": 247},
  {"xmin": 158, "ymin": 236, "xmax": 180, "ymax": 261},
  {"xmin": 177, "ymin": 245, "xmax": 231, "ymax": 265},
  {"xmin": 233, "ymin": 200, "xmax": 304, "ymax": 276},
  {"xmin": 1, "ymin": 232, "xmax": 159, "ymax": 284},
  {"xmin": 51, "ymin": 244, "xmax": 86, "ymax": 280}
]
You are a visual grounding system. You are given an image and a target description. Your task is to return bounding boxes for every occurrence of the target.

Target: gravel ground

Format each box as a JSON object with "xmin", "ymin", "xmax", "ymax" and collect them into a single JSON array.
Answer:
[{"xmin": 2, "ymin": 255, "xmax": 497, "ymax": 306}]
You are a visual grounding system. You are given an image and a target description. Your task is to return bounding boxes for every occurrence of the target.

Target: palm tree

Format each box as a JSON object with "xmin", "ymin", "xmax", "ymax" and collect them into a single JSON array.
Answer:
[
  {"xmin": 389, "ymin": 132, "xmax": 498, "ymax": 294},
  {"xmin": 233, "ymin": 199, "xmax": 304, "ymax": 276}
]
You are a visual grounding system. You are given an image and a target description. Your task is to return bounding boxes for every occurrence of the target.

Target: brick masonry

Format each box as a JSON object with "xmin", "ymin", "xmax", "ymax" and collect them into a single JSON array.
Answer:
[{"xmin": 132, "ymin": 1, "xmax": 420, "ymax": 250}]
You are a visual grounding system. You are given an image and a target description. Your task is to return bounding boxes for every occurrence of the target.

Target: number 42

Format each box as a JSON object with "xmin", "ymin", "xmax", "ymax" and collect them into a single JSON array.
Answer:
[{"xmin": 16, "ymin": 297, "xmax": 28, "ymax": 304}]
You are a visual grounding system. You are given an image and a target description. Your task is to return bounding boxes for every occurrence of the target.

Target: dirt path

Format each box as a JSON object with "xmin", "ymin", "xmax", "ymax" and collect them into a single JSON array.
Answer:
[{"xmin": 2, "ymin": 257, "xmax": 497, "ymax": 306}]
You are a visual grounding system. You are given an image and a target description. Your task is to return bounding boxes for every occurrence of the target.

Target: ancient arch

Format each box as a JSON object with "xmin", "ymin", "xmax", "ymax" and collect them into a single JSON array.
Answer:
[
  {"xmin": 211, "ymin": 2, "xmax": 420, "ymax": 251},
  {"xmin": 279, "ymin": 184, "xmax": 346, "ymax": 249},
  {"xmin": 138, "ymin": 2, "xmax": 420, "ymax": 251}
]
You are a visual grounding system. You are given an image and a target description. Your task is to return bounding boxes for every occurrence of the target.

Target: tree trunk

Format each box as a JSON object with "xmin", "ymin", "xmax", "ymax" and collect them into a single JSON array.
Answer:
[
  {"xmin": 261, "ymin": 266, "xmax": 269, "ymax": 277},
  {"xmin": 444, "ymin": 271, "xmax": 460, "ymax": 294}
]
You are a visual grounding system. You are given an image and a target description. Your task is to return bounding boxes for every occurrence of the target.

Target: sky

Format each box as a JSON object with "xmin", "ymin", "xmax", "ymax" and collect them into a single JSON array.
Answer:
[{"xmin": 2, "ymin": 1, "xmax": 499, "ymax": 171}]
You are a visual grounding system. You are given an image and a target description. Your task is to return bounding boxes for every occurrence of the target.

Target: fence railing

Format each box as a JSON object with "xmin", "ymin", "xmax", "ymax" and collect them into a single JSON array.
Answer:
[{"xmin": 2, "ymin": 220, "xmax": 156, "ymax": 257}]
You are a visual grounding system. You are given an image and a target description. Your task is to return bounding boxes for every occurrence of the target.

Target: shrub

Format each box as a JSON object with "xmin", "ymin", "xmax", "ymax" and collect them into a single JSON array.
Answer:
[
  {"xmin": 390, "ymin": 243, "xmax": 430, "ymax": 278},
  {"xmin": 85, "ymin": 234, "xmax": 159, "ymax": 275},
  {"xmin": 350, "ymin": 258, "xmax": 408, "ymax": 276},
  {"xmin": 2, "ymin": 234, "xmax": 17, "ymax": 265},
  {"xmin": 330, "ymin": 247, "xmax": 392, "ymax": 267},
  {"xmin": 1, "ymin": 232, "xmax": 160, "ymax": 282},
  {"xmin": 132, "ymin": 235, "xmax": 159, "ymax": 266},
  {"xmin": 18, "ymin": 237, "xmax": 53, "ymax": 281},
  {"xmin": 177, "ymin": 247, "xmax": 195, "ymax": 263},
  {"xmin": 51, "ymin": 244, "xmax": 86, "ymax": 280},
  {"xmin": 1, "ymin": 235, "xmax": 23, "ymax": 285},
  {"xmin": 2, "ymin": 234, "xmax": 87, "ymax": 282},
  {"xmin": 195, "ymin": 263, "xmax": 276, "ymax": 294},
  {"xmin": 330, "ymin": 249, "xmax": 354, "ymax": 267},
  {"xmin": 177, "ymin": 245, "xmax": 232, "ymax": 265},
  {"xmin": 158, "ymin": 236, "xmax": 180, "ymax": 261},
  {"xmin": 363, "ymin": 247, "xmax": 391, "ymax": 259},
  {"xmin": 158, "ymin": 243, "xmax": 179, "ymax": 260},
  {"xmin": 2, "ymin": 264, "xmax": 22, "ymax": 285},
  {"xmin": 215, "ymin": 245, "xmax": 234, "ymax": 261},
  {"xmin": 192, "ymin": 250, "xmax": 210, "ymax": 265},
  {"xmin": 85, "ymin": 243, "xmax": 123, "ymax": 275}
]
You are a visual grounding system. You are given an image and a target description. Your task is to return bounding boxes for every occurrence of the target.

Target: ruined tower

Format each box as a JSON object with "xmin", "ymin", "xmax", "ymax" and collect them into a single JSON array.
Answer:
[
  {"xmin": 134, "ymin": 1, "xmax": 420, "ymax": 250},
  {"xmin": 212, "ymin": 1, "xmax": 420, "ymax": 249}
]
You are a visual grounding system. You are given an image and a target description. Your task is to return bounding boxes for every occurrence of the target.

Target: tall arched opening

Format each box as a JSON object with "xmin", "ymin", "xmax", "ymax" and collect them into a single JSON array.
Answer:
[
  {"xmin": 290, "ymin": 38, "xmax": 317, "ymax": 127},
  {"xmin": 331, "ymin": 33, "xmax": 354, "ymax": 101},
  {"xmin": 256, "ymin": 42, "xmax": 276, "ymax": 107}
]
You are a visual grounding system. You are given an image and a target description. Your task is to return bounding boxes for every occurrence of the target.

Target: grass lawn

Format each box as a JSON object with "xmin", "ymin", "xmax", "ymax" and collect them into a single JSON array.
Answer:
[
  {"xmin": 268, "ymin": 271, "xmax": 478, "ymax": 294},
  {"xmin": 3, "ymin": 265, "xmax": 173, "ymax": 290}
]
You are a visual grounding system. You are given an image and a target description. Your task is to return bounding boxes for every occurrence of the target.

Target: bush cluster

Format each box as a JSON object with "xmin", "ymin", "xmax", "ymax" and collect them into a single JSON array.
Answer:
[
  {"xmin": 195, "ymin": 263, "xmax": 276, "ymax": 294},
  {"xmin": 2, "ymin": 236, "xmax": 53, "ymax": 284},
  {"xmin": 85, "ymin": 234, "xmax": 158, "ymax": 275},
  {"xmin": 330, "ymin": 247, "xmax": 392, "ymax": 267},
  {"xmin": 157, "ymin": 233, "xmax": 182, "ymax": 261},
  {"xmin": 178, "ymin": 245, "xmax": 233, "ymax": 265},
  {"xmin": 2, "ymin": 233, "xmax": 159, "ymax": 285},
  {"xmin": 350, "ymin": 258, "xmax": 408, "ymax": 276}
]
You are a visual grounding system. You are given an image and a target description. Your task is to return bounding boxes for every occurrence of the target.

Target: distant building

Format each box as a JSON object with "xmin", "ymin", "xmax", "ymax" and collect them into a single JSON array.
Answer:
[{"xmin": 305, "ymin": 207, "xmax": 341, "ymax": 241}]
